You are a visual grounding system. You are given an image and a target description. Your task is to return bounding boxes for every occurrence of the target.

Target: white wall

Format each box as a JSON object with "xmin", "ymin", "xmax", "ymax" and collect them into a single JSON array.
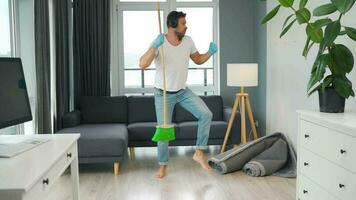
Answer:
[{"xmin": 266, "ymin": 0, "xmax": 356, "ymax": 148}]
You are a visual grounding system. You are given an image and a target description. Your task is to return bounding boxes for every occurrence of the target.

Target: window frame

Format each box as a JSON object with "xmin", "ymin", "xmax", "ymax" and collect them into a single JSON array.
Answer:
[{"xmin": 112, "ymin": 0, "xmax": 220, "ymax": 96}]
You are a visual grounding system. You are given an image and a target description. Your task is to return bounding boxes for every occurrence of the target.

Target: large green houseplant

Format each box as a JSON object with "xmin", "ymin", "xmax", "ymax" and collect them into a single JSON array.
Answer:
[{"xmin": 261, "ymin": 0, "xmax": 356, "ymax": 113}]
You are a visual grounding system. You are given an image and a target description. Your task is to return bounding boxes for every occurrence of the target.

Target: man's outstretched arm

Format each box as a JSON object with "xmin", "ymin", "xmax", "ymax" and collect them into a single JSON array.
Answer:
[{"xmin": 190, "ymin": 42, "xmax": 218, "ymax": 65}]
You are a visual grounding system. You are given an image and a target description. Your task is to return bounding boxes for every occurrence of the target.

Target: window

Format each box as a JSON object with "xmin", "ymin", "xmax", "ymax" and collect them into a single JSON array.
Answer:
[
  {"xmin": 123, "ymin": 10, "xmax": 163, "ymax": 88},
  {"xmin": 18, "ymin": 0, "xmax": 36, "ymax": 135},
  {"xmin": 0, "ymin": 0, "xmax": 37, "ymax": 135},
  {"xmin": 120, "ymin": 0, "xmax": 165, "ymax": 2},
  {"xmin": 0, "ymin": 0, "xmax": 16, "ymax": 135},
  {"xmin": 115, "ymin": 0, "xmax": 219, "ymax": 95},
  {"xmin": 178, "ymin": 7, "xmax": 213, "ymax": 87},
  {"xmin": 0, "ymin": 0, "xmax": 12, "ymax": 57},
  {"xmin": 177, "ymin": 0, "xmax": 212, "ymax": 2}
]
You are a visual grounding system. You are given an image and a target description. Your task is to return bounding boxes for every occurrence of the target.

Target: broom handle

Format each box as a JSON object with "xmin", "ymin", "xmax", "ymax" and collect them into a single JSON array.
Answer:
[{"xmin": 157, "ymin": 2, "xmax": 167, "ymax": 126}]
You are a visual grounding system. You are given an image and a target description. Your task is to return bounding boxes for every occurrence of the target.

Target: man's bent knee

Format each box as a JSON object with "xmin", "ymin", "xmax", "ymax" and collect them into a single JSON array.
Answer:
[{"xmin": 201, "ymin": 110, "xmax": 213, "ymax": 121}]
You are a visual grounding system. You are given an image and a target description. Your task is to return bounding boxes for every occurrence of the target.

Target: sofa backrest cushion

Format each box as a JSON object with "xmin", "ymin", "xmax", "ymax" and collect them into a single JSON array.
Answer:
[
  {"xmin": 128, "ymin": 96, "xmax": 157, "ymax": 123},
  {"xmin": 80, "ymin": 96, "xmax": 127, "ymax": 123},
  {"xmin": 175, "ymin": 95, "xmax": 223, "ymax": 122}
]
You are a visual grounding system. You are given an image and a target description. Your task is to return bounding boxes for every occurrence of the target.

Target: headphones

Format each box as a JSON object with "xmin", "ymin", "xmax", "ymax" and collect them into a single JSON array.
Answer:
[
  {"xmin": 167, "ymin": 11, "xmax": 186, "ymax": 28},
  {"xmin": 168, "ymin": 17, "xmax": 178, "ymax": 28}
]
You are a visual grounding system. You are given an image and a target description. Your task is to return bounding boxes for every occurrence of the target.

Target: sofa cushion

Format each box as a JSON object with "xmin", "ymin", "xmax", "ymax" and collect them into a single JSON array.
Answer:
[
  {"xmin": 175, "ymin": 95, "xmax": 224, "ymax": 122},
  {"xmin": 177, "ymin": 121, "xmax": 227, "ymax": 139},
  {"xmin": 128, "ymin": 122, "xmax": 179, "ymax": 141},
  {"xmin": 57, "ymin": 124, "xmax": 128, "ymax": 157},
  {"xmin": 128, "ymin": 96, "xmax": 157, "ymax": 123},
  {"xmin": 80, "ymin": 96, "xmax": 127, "ymax": 124}
]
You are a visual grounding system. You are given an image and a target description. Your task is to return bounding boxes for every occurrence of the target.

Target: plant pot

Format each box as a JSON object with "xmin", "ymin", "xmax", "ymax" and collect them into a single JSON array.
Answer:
[{"xmin": 318, "ymin": 87, "xmax": 345, "ymax": 113}]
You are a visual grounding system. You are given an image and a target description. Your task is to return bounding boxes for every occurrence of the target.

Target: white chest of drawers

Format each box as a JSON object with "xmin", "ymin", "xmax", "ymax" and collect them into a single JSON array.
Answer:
[
  {"xmin": 0, "ymin": 134, "xmax": 80, "ymax": 200},
  {"xmin": 297, "ymin": 110, "xmax": 356, "ymax": 200}
]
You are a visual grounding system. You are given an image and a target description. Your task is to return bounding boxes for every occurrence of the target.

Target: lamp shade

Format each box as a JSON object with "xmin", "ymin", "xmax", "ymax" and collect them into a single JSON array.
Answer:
[{"xmin": 227, "ymin": 63, "xmax": 258, "ymax": 87}]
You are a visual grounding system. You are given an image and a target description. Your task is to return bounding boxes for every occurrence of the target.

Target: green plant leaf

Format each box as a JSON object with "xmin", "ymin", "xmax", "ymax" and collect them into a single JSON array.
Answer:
[
  {"xmin": 315, "ymin": 54, "xmax": 328, "ymax": 81},
  {"xmin": 339, "ymin": 30, "xmax": 347, "ymax": 35},
  {"xmin": 308, "ymin": 54, "xmax": 328, "ymax": 91},
  {"xmin": 306, "ymin": 24, "xmax": 323, "ymax": 43},
  {"xmin": 318, "ymin": 39, "xmax": 327, "ymax": 55},
  {"xmin": 324, "ymin": 20, "xmax": 341, "ymax": 46},
  {"xmin": 280, "ymin": 19, "xmax": 297, "ymax": 37},
  {"xmin": 261, "ymin": 5, "xmax": 281, "ymax": 24},
  {"xmin": 331, "ymin": 0, "xmax": 356, "ymax": 14},
  {"xmin": 330, "ymin": 44, "xmax": 354, "ymax": 74},
  {"xmin": 345, "ymin": 27, "xmax": 356, "ymax": 41},
  {"xmin": 307, "ymin": 83, "xmax": 321, "ymax": 96},
  {"xmin": 307, "ymin": 73, "xmax": 319, "ymax": 93},
  {"xmin": 322, "ymin": 75, "xmax": 333, "ymax": 92},
  {"xmin": 278, "ymin": 0, "xmax": 294, "ymax": 7},
  {"xmin": 313, "ymin": 18, "xmax": 332, "ymax": 29},
  {"xmin": 296, "ymin": 8, "xmax": 311, "ymax": 24},
  {"xmin": 282, "ymin": 14, "xmax": 295, "ymax": 29},
  {"xmin": 303, "ymin": 36, "xmax": 311, "ymax": 57},
  {"xmin": 302, "ymin": 36, "xmax": 314, "ymax": 58},
  {"xmin": 300, "ymin": 0, "xmax": 308, "ymax": 8},
  {"xmin": 313, "ymin": 3, "xmax": 338, "ymax": 16},
  {"xmin": 333, "ymin": 75, "xmax": 354, "ymax": 98}
]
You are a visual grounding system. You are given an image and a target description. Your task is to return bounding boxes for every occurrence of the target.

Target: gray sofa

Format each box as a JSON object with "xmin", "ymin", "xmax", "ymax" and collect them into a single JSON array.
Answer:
[{"xmin": 57, "ymin": 95, "xmax": 240, "ymax": 173}]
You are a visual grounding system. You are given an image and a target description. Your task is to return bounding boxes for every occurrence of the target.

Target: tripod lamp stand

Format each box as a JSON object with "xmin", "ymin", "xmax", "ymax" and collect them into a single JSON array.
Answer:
[{"xmin": 221, "ymin": 63, "xmax": 259, "ymax": 153}]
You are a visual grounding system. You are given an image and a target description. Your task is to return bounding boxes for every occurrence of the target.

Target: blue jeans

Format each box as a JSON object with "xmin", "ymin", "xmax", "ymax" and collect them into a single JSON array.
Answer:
[{"xmin": 154, "ymin": 88, "xmax": 213, "ymax": 165}]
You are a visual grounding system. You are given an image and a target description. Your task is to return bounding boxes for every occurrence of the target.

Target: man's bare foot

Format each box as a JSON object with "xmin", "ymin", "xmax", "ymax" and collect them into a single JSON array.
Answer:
[
  {"xmin": 156, "ymin": 165, "xmax": 167, "ymax": 179},
  {"xmin": 193, "ymin": 150, "xmax": 212, "ymax": 171}
]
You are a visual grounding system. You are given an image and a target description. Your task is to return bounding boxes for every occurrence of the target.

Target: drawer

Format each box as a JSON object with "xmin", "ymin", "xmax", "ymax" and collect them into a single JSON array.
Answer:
[
  {"xmin": 299, "ymin": 148, "xmax": 356, "ymax": 200},
  {"xmin": 299, "ymin": 119, "xmax": 356, "ymax": 173},
  {"xmin": 297, "ymin": 174, "xmax": 337, "ymax": 200},
  {"xmin": 23, "ymin": 143, "xmax": 77, "ymax": 200}
]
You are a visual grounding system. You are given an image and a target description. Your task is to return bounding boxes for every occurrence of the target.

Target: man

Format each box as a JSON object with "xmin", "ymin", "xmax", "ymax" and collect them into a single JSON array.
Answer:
[{"xmin": 139, "ymin": 11, "xmax": 218, "ymax": 178}]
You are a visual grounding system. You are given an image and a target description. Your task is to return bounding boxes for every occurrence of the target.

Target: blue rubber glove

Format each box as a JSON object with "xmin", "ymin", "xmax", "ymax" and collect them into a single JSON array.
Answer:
[
  {"xmin": 208, "ymin": 42, "xmax": 218, "ymax": 56},
  {"xmin": 152, "ymin": 34, "xmax": 165, "ymax": 49}
]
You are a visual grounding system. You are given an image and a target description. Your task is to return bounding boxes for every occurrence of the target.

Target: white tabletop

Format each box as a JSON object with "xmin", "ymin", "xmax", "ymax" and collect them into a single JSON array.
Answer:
[
  {"xmin": 297, "ymin": 109, "xmax": 356, "ymax": 137},
  {"xmin": 0, "ymin": 134, "xmax": 80, "ymax": 192}
]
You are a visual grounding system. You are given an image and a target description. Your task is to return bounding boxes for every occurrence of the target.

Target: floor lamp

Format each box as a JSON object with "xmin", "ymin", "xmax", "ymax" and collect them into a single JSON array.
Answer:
[{"xmin": 221, "ymin": 63, "xmax": 259, "ymax": 153}]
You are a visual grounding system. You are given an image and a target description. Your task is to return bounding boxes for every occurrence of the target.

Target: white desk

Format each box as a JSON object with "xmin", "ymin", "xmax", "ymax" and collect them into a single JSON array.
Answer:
[{"xmin": 0, "ymin": 134, "xmax": 80, "ymax": 200}]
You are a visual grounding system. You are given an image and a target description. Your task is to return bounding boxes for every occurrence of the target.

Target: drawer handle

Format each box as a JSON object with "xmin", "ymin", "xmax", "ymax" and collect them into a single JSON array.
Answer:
[
  {"xmin": 303, "ymin": 162, "xmax": 309, "ymax": 166},
  {"xmin": 43, "ymin": 178, "xmax": 49, "ymax": 185},
  {"xmin": 304, "ymin": 134, "xmax": 310, "ymax": 139},
  {"xmin": 303, "ymin": 189, "xmax": 308, "ymax": 194},
  {"xmin": 67, "ymin": 152, "xmax": 72, "ymax": 158},
  {"xmin": 340, "ymin": 149, "xmax": 347, "ymax": 154},
  {"xmin": 339, "ymin": 184, "xmax": 345, "ymax": 189}
]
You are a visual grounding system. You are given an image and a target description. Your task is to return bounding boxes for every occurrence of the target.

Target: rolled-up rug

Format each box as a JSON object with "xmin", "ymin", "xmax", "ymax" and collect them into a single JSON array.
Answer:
[
  {"xmin": 242, "ymin": 138, "xmax": 287, "ymax": 177},
  {"xmin": 208, "ymin": 132, "xmax": 297, "ymax": 177}
]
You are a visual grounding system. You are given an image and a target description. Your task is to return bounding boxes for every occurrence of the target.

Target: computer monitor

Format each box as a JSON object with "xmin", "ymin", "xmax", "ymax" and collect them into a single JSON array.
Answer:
[{"xmin": 0, "ymin": 57, "xmax": 32, "ymax": 129}]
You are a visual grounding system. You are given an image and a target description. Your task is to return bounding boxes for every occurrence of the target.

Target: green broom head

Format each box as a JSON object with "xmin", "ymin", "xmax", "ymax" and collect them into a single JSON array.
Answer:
[{"xmin": 152, "ymin": 124, "xmax": 175, "ymax": 142}]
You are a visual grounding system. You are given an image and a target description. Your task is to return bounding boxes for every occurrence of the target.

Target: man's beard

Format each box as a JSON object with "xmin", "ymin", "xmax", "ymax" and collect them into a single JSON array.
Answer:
[{"xmin": 175, "ymin": 30, "xmax": 185, "ymax": 41}]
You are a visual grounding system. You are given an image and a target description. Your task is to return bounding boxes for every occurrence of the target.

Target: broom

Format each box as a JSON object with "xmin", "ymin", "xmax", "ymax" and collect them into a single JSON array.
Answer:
[{"xmin": 152, "ymin": 2, "xmax": 175, "ymax": 142}]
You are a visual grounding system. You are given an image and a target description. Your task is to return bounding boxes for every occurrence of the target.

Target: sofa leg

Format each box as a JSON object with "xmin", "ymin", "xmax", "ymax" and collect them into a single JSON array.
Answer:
[
  {"xmin": 129, "ymin": 147, "xmax": 135, "ymax": 160},
  {"xmin": 114, "ymin": 161, "xmax": 120, "ymax": 176}
]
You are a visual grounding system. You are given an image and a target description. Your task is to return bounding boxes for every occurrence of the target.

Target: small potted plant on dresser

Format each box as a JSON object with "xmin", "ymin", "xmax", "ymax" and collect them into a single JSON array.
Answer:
[{"xmin": 261, "ymin": 0, "xmax": 356, "ymax": 113}]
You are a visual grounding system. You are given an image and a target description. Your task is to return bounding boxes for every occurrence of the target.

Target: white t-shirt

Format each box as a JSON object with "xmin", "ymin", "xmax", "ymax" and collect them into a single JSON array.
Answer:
[{"xmin": 154, "ymin": 35, "xmax": 197, "ymax": 92}]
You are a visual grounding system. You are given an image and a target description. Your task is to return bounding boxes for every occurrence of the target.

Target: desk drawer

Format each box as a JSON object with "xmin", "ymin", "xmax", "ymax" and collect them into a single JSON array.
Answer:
[
  {"xmin": 299, "ymin": 120, "xmax": 356, "ymax": 173},
  {"xmin": 297, "ymin": 174, "xmax": 337, "ymax": 200},
  {"xmin": 299, "ymin": 148, "xmax": 356, "ymax": 200},
  {"xmin": 23, "ymin": 143, "xmax": 77, "ymax": 200}
]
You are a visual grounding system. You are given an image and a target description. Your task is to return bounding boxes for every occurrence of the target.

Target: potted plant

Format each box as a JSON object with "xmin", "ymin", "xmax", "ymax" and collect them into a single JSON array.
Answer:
[{"xmin": 261, "ymin": 0, "xmax": 355, "ymax": 113}]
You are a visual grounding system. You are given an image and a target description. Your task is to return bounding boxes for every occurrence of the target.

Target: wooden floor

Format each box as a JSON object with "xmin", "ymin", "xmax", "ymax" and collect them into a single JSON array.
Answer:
[{"xmin": 47, "ymin": 146, "xmax": 296, "ymax": 200}]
